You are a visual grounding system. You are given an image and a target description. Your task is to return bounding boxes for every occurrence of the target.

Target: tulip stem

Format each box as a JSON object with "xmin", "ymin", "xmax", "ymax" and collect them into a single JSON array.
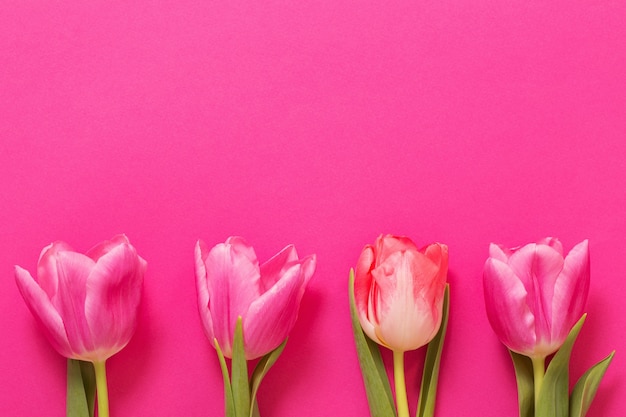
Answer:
[
  {"xmin": 532, "ymin": 356, "xmax": 545, "ymax": 409},
  {"xmin": 393, "ymin": 350, "xmax": 410, "ymax": 417},
  {"xmin": 93, "ymin": 360, "xmax": 110, "ymax": 417}
]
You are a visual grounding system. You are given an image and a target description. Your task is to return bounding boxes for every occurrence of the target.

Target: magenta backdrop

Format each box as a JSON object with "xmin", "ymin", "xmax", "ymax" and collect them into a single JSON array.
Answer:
[{"xmin": 2, "ymin": 1, "xmax": 625, "ymax": 416}]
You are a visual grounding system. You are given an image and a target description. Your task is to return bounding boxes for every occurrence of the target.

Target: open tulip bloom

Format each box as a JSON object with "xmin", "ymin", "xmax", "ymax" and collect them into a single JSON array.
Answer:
[
  {"xmin": 349, "ymin": 235, "xmax": 450, "ymax": 417},
  {"xmin": 195, "ymin": 237, "xmax": 315, "ymax": 417},
  {"xmin": 15, "ymin": 235, "xmax": 146, "ymax": 417},
  {"xmin": 483, "ymin": 238, "xmax": 614, "ymax": 417}
]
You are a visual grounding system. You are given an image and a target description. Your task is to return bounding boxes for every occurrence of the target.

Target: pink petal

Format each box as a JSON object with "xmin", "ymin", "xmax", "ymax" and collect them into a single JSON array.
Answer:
[
  {"xmin": 420, "ymin": 244, "xmax": 448, "ymax": 322},
  {"xmin": 405, "ymin": 249, "xmax": 440, "ymax": 300},
  {"xmin": 375, "ymin": 251, "xmax": 440, "ymax": 350},
  {"xmin": 37, "ymin": 241, "xmax": 74, "ymax": 301},
  {"xmin": 245, "ymin": 262, "xmax": 308, "ymax": 359},
  {"xmin": 204, "ymin": 240, "xmax": 261, "ymax": 357},
  {"xmin": 354, "ymin": 246, "xmax": 375, "ymax": 308},
  {"xmin": 195, "ymin": 240, "xmax": 215, "ymax": 343},
  {"xmin": 259, "ymin": 244, "xmax": 299, "ymax": 292},
  {"xmin": 86, "ymin": 234, "xmax": 131, "ymax": 261},
  {"xmin": 551, "ymin": 240, "xmax": 589, "ymax": 343},
  {"xmin": 84, "ymin": 243, "xmax": 145, "ymax": 361},
  {"xmin": 421, "ymin": 244, "xmax": 448, "ymax": 293},
  {"xmin": 537, "ymin": 237, "xmax": 564, "ymax": 255},
  {"xmin": 225, "ymin": 236, "xmax": 258, "ymax": 265},
  {"xmin": 422, "ymin": 243, "xmax": 448, "ymax": 268},
  {"xmin": 53, "ymin": 251, "xmax": 96, "ymax": 357},
  {"xmin": 488, "ymin": 243, "xmax": 511, "ymax": 263},
  {"xmin": 354, "ymin": 246, "xmax": 379, "ymax": 343},
  {"xmin": 483, "ymin": 258, "xmax": 536, "ymax": 355},
  {"xmin": 369, "ymin": 251, "xmax": 405, "ymax": 334},
  {"xmin": 299, "ymin": 254, "xmax": 316, "ymax": 287},
  {"xmin": 15, "ymin": 266, "xmax": 73, "ymax": 358},
  {"xmin": 507, "ymin": 243, "xmax": 564, "ymax": 341},
  {"xmin": 376, "ymin": 235, "xmax": 418, "ymax": 265}
]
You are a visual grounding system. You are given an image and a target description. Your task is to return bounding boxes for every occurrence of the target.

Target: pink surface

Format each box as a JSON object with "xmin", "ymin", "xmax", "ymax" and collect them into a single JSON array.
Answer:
[{"xmin": 2, "ymin": 1, "xmax": 625, "ymax": 416}]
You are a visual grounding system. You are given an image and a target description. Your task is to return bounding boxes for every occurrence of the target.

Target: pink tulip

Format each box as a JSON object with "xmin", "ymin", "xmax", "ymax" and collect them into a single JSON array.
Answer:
[
  {"xmin": 195, "ymin": 237, "xmax": 316, "ymax": 360},
  {"xmin": 354, "ymin": 235, "xmax": 448, "ymax": 352},
  {"xmin": 15, "ymin": 235, "xmax": 146, "ymax": 362},
  {"xmin": 483, "ymin": 238, "xmax": 589, "ymax": 358}
]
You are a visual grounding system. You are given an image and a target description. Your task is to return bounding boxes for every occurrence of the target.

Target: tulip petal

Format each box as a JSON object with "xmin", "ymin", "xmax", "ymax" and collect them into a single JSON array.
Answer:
[
  {"xmin": 422, "ymin": 243, "xmax": 448, "ymax": 270},
  {"xmin": 551, "ymin": 240, "xmax": 589, "ymax": 343},
  {"xmin": 376, "ymin": 235, "xmax": 419, "ymax": 266},
  {"xmin": 507, "ymin": 243, "xmax": 564, "ymax": 293},
  {"xmin": 37, "ymin": 241, "xmax": 74, "ymax": 301},
  {"xmin": 54, "ymin": 251, "xmax": 97, "ymax": 357},
  {"xmin": 299, "ymin": 254, "xmax": 316, "ymax": 287},
  {"xmin": 488, "ymin": 243, "xmax": 511, "ymax": 263},
  {"xmin": 422, "ymin": 244, "xmax": 448, "ymax": 306},
  {"xmin": 225, "ymin": 236, "xmax": 258, "ymax": 265},
  {"xmin": 15, "ymin": 266, "xmax": 73, "ymax": 357},
  {"xmin": 204, "ymin": 240, "xmax": 261, "ymax": 357},
  {"xmin": 484, "ymin": 258, "xmax": 536, "ymax": 355},
  {"xmin": 86, "ymin": 234, "xmax": 130, "ymax": 262},
  {"xmin": 538, "ymin": 237, "xmax": 564, "ymax": 255},
  {"xmin": 507, "ymin": 243, "xmax": 564, "ymax": 343},
  {"xmin": 195, "ymin": 240, "xmax": 215, "ymax": 343},
  {"xmin": 354, "ymin": 246, "xmax": 379, "ymax": 343},
  {"xmin": 374, "ymin": 251, "xmax": 441, "ymax": 350},
  {"xmin": 259, "ymin": 244, "xmax": 299, "ymax": 291},
  {"xmin": 84, "ymin": 243, "xmax": 145, "ymax": 360},
  {"xmin": 247, "ymin": 255, "xmax": 315, "ymax": 359},
  {"xmin": 245, "ymin": 262, "xmax": 307, "ymax": 359}
]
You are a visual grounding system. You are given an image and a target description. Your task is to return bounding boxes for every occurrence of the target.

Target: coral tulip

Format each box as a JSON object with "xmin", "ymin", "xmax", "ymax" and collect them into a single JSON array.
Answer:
[
  {"xmin": 195, "ymin": 237, "xmax": 315, "ymax": 360},
  {"xmin": 353, "ymin": 234, "xmax": 448, "ymax": 417},
  {"xmin": 15, "ymin": 234, "xmax": 146, "ymax": 362},
  {"xmin": 483, "ymin": 238, "xmax": 589, "ymax": 358},
  {"xmin": 354, "ymin": 234, "xmax": 448, "ymax": 352}
]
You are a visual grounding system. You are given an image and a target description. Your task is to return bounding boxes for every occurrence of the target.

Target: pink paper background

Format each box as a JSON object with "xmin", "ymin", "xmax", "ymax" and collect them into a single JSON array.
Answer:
[{"xmin": 2, "ymin": 1, "xmax": 625, "ymax": 416}]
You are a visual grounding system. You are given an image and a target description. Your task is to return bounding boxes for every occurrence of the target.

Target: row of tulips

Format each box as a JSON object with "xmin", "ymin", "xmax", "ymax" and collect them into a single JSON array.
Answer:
[{"xmin": 15, "ymin": 234, "xmax": 613, "ymax": 417}]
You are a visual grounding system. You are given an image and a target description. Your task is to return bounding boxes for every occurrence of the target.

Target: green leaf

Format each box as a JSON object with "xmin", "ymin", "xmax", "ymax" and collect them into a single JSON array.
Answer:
[
  {"xmin": 79, "ymin": 361, "xmax": 96, "ymax": 417},
  {"xmin": 249, "ymin": 339, "xmax": 287, "ymax": 417},
  {"xmin": 215, "ymin": 339, "xmax": 236, "ymax": 417},
  {"xmin": 349, "ymin": 269, "xmax": 397, "ymax": 417},
  {"xmin": 509, "ymin": 350, "xmax": 534, "ymax": 417},
  {"xmin": 569, "ymin": 351, "xmax": 615, "ymax": 417},
  {"xmin": 66, "ymin": 359, "xmax": 95, "ymax": 417},
  {"xmin": 232, "ymin": 317, "xmax": 251, "ymax": 417},
  {"xmin": 250, "ymin": 401, "xmax": 260, "ymax": 417},
  {"xmin": 536, "ymin": 314, "xmax": 586, "ymax": 417},
  {"xmin": 416, "ymin": 284, "xmax": 450, "ymax": 417}
]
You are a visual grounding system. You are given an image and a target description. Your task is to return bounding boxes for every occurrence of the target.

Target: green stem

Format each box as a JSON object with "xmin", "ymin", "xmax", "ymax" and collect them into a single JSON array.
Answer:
[
  {"xmin": 393, "ymin": 350, "xmax": 409, "ymax": 417},
  {"xmin": 93, "ymin": 360, "xmax": 109, "ymax": 417},
  {"xmin": 531, "ymin": 356, "xmax": 545, "ymax": 410}
]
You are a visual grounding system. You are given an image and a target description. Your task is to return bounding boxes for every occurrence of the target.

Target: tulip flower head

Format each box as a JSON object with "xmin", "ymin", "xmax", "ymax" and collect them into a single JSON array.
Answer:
[
  {"xmin": 354, "ymin": 235, "xmax": 448, "ymax": 352},
  {"xmin": 15, "ymin": 235, "xmax": 146, "ymax": 363},
  {"xmin": 483, "ymin": 238, "xmax": 589, "ymax": 358},
  {"xmin": 195, "ymin": 237, "xmax": 316, "ymax": 360}
]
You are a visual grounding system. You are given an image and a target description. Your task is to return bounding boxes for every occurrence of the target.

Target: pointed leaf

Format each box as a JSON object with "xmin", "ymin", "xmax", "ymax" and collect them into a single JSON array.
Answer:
[
  {"xmin": 249, "ymin": 339, "xmax": 287, "ymax": 417},
  {"xmin": 67, "ymin": 359, "xmax": 93, "ymax": 417},
  {"xmin": 536, "ymin": 315, "xmax": 586, "ymax": 417},
  {"xmin": 416, "ymin": 284, "xmax": 450, "ymax": 417},
  {"xmin": 215, "ymin": 339, "xmax": 236, "ymax": 417},
  {"xmin": 570, "ymin": 351, "xmax": 614, "ymax": 417},
  {"xmin": 349, "ymin": 269, "xmax": 397, "ymax": 417},
  {"xmin": 509, "ymin": 350, "xmax": 534, "ymax": 417},
  {"xmin": 232, "ymin": 317, "xmax": 251, "ymax": 417}
]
